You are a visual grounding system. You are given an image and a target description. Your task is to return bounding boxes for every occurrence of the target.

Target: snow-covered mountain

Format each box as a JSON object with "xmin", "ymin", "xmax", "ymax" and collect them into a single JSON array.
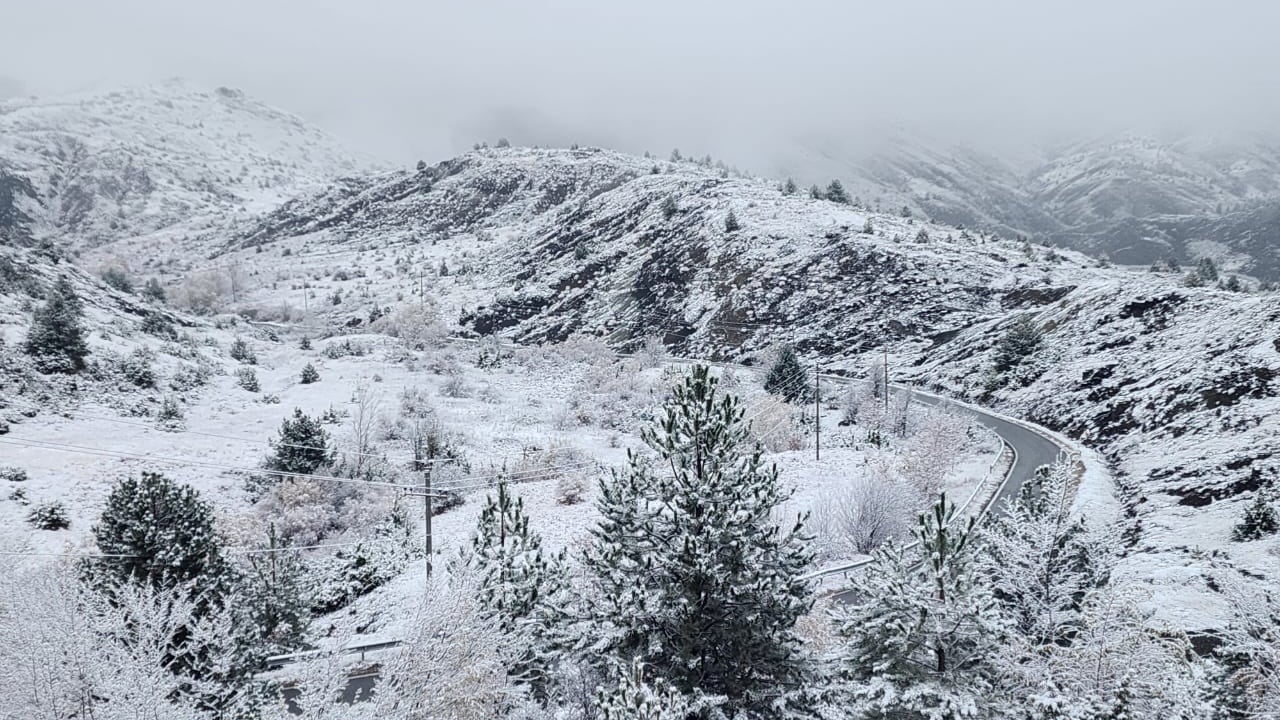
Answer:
[
  {"xmin": 218, "ymin": 146, "xmax": 1278, "ymax": 632},
  {"xmin": 771, "ymin": 131, "xmax": 1280, "ymax": 279},
  {"xmin": 0, "ymin": 80, "xmax": 374, "ymax": 253}
]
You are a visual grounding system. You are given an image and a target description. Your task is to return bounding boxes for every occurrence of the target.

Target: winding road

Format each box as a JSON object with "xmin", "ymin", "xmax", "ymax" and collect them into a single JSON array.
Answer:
[{"xmin": 274, "ymin": 372, "xmax": 1073, "ymax": 708}]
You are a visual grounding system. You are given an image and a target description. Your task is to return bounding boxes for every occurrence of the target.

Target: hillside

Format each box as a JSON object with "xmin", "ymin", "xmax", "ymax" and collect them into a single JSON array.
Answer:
[
  {"xmin": 211, "ymin": 146, "xmax": 1279, "ymax": 631},
  {"xmin": 0, "ymin": 80, "xmax": 372, "ymax": 259}
]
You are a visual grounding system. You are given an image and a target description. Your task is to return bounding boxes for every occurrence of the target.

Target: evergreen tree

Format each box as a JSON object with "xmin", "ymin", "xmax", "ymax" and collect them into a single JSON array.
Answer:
[
  {"xmin": 834, "ymin": 494, "xmax": 1009, "ymax": 719},
  {"xmin": 575, "ymin": 366, "xmax": 815, "ymax": 718},
  {"xmin": 300, "ymin": 362, "xmax": 320, "ymax": 384},
  {"xmin": 469, "ymin": 481, "xmax": 568, "ymax": 696},
  {"xmin": 1197, "ymin": 258, "xmax": 1220, "ymax": 283},
  {"xmin": 916, "ymin": 228, "xmax": 931, "ymax": 243},
  {"xmin": 1232, "ymin": 492, "xmax": 1278, "ymax": 541},
  {"xmin": 863, "ymin": 218, "xmax": 875, "ymax": 234},
  {"xmin": 299, "ymin": 335, "xmax": 312, "ymax": 350},
  {"xmin": 809, "ymin": 184, "xmax": 825, "ymax": 200},
  {"xmin": 661, "ymin": 195, "xmax": 679, "ymax": 220},
  {"xmin": 265, "ymin": 408, "xmax": 334, "ymax": 476},
  {"xmin": 783, "ymin": 178, "xmax": 798, "ymax": 195},
  {"xmin": 764, "ymin": 344, "xmax": 812, "ymax": 403},
  {"xmin": 825, "ymin": 179, "xmax": 851, "ymax": 204},
  {"xmin": 901, "ymin": 205, "xmax": 912, "ymax": 218},
  {"xmin": 24, "ymin": 275, "xmax": 88, "ymax": 373},
  {"xmin": 724, "ymin": 208, "xmax": 741, "ymax": 232},
  {"xmin": 993, "ymin": 316, "xmax": 1043, "ymax": 373},
  {"xmin": 980, "ymin": 461, "xmax": 1110, "ymax": 646},
  {"xmin": 234, "ymin": 524, "xmax": 311, "ymax": 657},
  {"xmin": 88, "ymin": 472, "xmax": 233, "ymax": 679}
]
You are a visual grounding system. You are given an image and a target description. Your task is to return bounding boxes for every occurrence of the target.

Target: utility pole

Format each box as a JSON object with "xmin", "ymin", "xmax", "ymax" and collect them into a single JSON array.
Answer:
[
  {"xmin": 883, "ymin": 344, "xmax": 890, "ymax": 414},
  {"xmin": 814, "ymin": 361, "xmax": 820, "ymax": 461},
  {"xmin": 423, "ymin": 465, "xmax": 433, "ymax": 581}
]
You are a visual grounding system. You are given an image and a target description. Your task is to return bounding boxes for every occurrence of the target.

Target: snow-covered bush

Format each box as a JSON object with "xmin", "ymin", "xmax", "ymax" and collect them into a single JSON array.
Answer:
[
  {"xmin": 169, "ymin": 362, "xmax": 213, "ymax": 392},
  {"xmin": 441, "ymin": 375, "xmax": 472, "ymax": 398},
  {"xmin": 229, "ymin": 336, "xmax": 256, "ymax": 364},
  {"xmin": 320, "ymin": 338, "xmax": 369, "ymax": 359},
  {"xmin": 557, "ymin": 473, "xmax": 588, "ymax": 505},
  {"xmin": 156, "ymin": 395, "xmax": 185, "ymax": 431},
  {"xmin": 0, "ymin": 466, "xmax": 27, "ymax": 483},
  {"xmin": 1233, "ymin": 492, "xmax": 1278, "ymax": 541},
  {"xmin": 119, "ymin": 347, "xmax": 157, "ymax": 388},
  {"xmin": 140, "ymin": 311, "xmax": 177, "ymax": 339},
  {"xmin": 236, "ymin": 367, "xmax": 260, "ymax": 392},
  {"xmin": 810, "ymin": 475, "xmax": 912, "ymax": 559},
  {"xmin": 308, "ymin": 513, "xmax": 416, "ymax": 613},
  {"xmin": 748, "ymin": 396, "xmax": 804, "ymax": 452},
  {"xmin": 376, "ymin": 302, "xmax": 447, "ymax": 350},
  {"xmin": 27, "ymin": 500, "xmax": 70, "ymax": 530}
]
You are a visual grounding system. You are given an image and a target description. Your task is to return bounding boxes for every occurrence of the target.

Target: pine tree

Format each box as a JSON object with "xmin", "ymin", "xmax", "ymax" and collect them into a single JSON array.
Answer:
[
  {"xmin": 1232, "ymin": 492, "xmax": 1278, "ymax": 541},
  {"xmin": 724, "ymin": 208, "xmax": 741, "ymax": 232},
  {"xmin": 87, "ymin": 472, "xmax": 232, "ymax": 679},
  {"xmin": 300, "ymin": 362, "xmax": 320, "ymax": 384},
  {"xmin": 1197, "ymin": 257, "xmax": 1219, "ymax": 283},
  {"xmin": 980, "ymin": 461, "xmax": 1110, "ymax": 645},
  {"xmin": 783, "ymin": 178, "xmax": 798, "ymax": 195},
  {"xmin": 142, "ymin": 277, "xmax": 166, "ymax": 303},
  {"xmin": 469, "ymin": 481, "xmax": 568, "ymax": 696},
  {"xmin": 265, "ymin": 408, "xmax": 334, "ymax": 476},
  {"xmin": 299, "ymin": 335, "xmax": 312, "ymax": 350},
  {"xmin": 825, "ymin": 179, "xmax": 851, "ymax": 204},
  {"xmin": 234, "ymin": 524, "xmax": 311, "ymax": 658},
  {"xmin": 575, "ymin": 366, "xmax": 815, "ymax": 718},
  {"xmin": 764, "ymin": 344, "xmax": 812, "ymax": 403},
  {"xmin": 24, "ymin": 275, "xmax": 88, "ymax": 373},
  {"xmin": 809, "ymin": 184, "xmax": 825, "ymax": 200},
  {"xmin": 993, "ymin": 316, "xmax": 1043, "ymax": 373},
  {"xmin": 661, "ymin": 195, "xmax": 679, "ymax": 220},
  {"xmin": 863, "ymin": 218, "xmax": 875, "ymax": 234},
  {"xmin": 834, "ymin": 494, "xmax": 1009, "ymax": 719}
]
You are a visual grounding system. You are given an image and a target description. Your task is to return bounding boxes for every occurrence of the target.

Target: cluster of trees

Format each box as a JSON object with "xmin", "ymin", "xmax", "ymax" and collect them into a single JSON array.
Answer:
[{"xmin": 4, "ymin": 367, "xmax": 1275, "ymax": 718}]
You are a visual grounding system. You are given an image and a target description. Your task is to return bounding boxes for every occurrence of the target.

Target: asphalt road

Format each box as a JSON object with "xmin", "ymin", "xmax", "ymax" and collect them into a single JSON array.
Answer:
[
  {"xmin": 279, "ymin": 375, "xmax": 1070, "ymax": 706},
  {"xmin": 900, "ymin": 385, "xmax": 1067, "ymax": 516}
]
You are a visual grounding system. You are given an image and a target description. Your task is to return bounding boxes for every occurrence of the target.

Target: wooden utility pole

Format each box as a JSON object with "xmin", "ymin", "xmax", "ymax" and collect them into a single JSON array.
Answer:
[
  {"xmin": 883, "ymin": 345, "xmax": 890, "ymax": 414},
  {"xmin": 423, "ymin": 465, "xmax": 433, "ymax": 581},
  {"xmin": 814, "ymin": 361, "xmax": 820, "ymax": 461}
]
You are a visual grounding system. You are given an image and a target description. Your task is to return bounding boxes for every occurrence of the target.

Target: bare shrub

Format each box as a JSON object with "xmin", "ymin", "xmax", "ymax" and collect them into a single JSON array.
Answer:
[
  {"xmin": 810, "ymin": 473, "xmax": 913, "ymax": 560},
  {"xmin": 748, "ymin": 396, "xmax": 804, "ymax": 452},
  {"xmin": 440, "ymin": 375, "xmax": 472, "ymax": 398},
  {"xmin": 377, "ymin": 302, "xmax": 448, "ymax": 350}
]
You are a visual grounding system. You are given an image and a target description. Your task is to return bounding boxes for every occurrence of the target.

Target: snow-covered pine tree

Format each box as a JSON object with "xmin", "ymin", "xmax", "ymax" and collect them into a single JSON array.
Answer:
[
  {"xmin": 764, "ymin": 344, "xmax": 812, "ymax": 403},
  {"xmin": 980, "ymin": 460, "xmax": 1112, "ymax": 646},
  {"xmin": 825, "ymin": 179, "xmax": 851, "ymax": 204},
  {"xmin": 576, "ymin": 365, "xmax": 815, "ymax": 719},
  {"xmin": 1232, "ymin": 491, "xmax": 1278, "ymax": 541},
  {"xmin": 24, "ymin": 275, "xmax": 88, "ymax": 373},
  {"xmin": 299, "ymin": 362, "xmax": 320, "ymax": 384},
  {"xmin": 234, "ymin": 524, "xmax": 311, "ymax": 659},
  {"xmin": 469, "ymin": 480, "xmax": 568, "ymax": 697},
  {"xmin": 264, "ymin": 408, "xmax": 334, "ymax": 477},
  {"xmin": 88, "ymin": 471, "xmax": 233, "ymax": 680},
  {"xmin": 993, "ymin": 315, "xmax": 1043, "ymax": 373},
  {"xmin": 783, "ymin": 178, "xmax": 798, "ymax": 195},
  {"xmin": 834, "ymin": 493, "xmax": 1009, "ymax": 719},
  {"xmin": 725, "ymin": 208, "xmax": 741, "ymax": 232},
  {"xmin": 662, "ymin": 195, "xmax": 679, "ymax": 219}
]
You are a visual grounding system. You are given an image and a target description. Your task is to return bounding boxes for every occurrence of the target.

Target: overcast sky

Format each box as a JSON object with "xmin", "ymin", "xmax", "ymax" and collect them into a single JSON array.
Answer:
[{"xmin": 3, "ymin": 0, "xmax": 1277, "ymax": 170}]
